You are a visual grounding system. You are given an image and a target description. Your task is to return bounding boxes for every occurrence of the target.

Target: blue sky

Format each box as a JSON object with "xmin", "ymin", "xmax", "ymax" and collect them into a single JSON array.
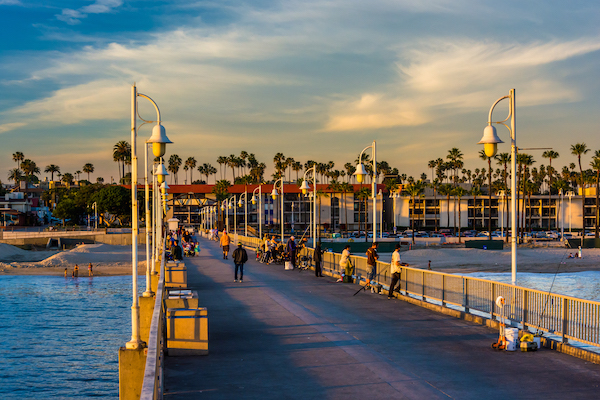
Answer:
[{"xmin": 1, "ymin": 0, "xmax": 600, "ymax": 183}]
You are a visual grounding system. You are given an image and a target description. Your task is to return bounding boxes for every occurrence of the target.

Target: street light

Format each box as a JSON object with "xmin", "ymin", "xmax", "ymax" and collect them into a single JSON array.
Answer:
[
  {"xmin": 271, "ymin": 178, "xmax": 284, "ymax": 242},
  {"xmin": 251, "ymin": 185, "xmax": 262, "ymax": 239},
  {"xmin": 478, "ymin": 89, "xmax": 516, "ymax": 284},
  {"xmin": 239, "ymin": 191, "xmax": 249, "ymax": 237},
  {"xmin": 126, "ymin": 84, "xmax": 172, "ymax": 350},
  {"xmin": 354, "ymin": 140, "xmax": 377, "ymax": 242},
  {"xmin": 91, "ymin": 202, "xmax": 98, "ymax": 230},
  {"xmin": 154, "ymin": 163, "xmax": 169, "ymax": 275},
  {"xmin": 377, "ymin": 189, "xmax": 383, "ymax": 239},
  {"xmin": 299, "ymin": 165, "xmax": 317, "ymax": 245},
  {"xmin": 559, "ymin": 188, "xmax": 564, "ymax": 240},
  {"xmin": 567, "ymin": 191, "xmax": 575, "ymax": 233}
]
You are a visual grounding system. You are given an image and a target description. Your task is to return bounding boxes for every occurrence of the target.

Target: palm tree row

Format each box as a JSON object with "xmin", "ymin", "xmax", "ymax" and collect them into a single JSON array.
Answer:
[{"xmin": 8, "ymin": 151, "xmax": 98, "ymax": 187}]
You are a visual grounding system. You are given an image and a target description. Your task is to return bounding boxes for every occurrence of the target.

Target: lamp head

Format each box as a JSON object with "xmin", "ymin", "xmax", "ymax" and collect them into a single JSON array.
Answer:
[
  {"xmin": 238, "ymin": 200, "xmax": 243, "ymax": 207},
  {"xmin": 221, "ymin": 204, "xmax": 225, "ymax": 211},
  {"xmin": 299, "ymin": 180, "xmax": 310, "ymax": 194},
  {"xmin": 251, "ymin": 195, "xmax": 257, "ymax": 204},
  {"xmin": 354, "ymin": 163, "xmax": 368, "ymax": 183},
  {"xmin": 147, "ymin": 124, "xmax": 172, "ymax": 158},
  {"xmin": 478, "ymin": 125, "xmax": 503, "ymax": 158},
  {"xmin": 271, "ymin": 188, "xmax": 278, "ymax": 199},
  {"xmin": 155, "ymin": 163, "xmax": 169, "ymax": 184}
]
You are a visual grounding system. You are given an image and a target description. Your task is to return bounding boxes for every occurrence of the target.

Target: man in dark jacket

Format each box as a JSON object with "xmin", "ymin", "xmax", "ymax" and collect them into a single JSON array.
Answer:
[
  {"xmin": 286, "ymin": 236, "xmax": 297, "ymax": 268},
  {"xmin": 232, "ymin": 242, "xmax": 248, "ymax": 283},
  {"xmin": 314, "ymin": 242, "xmax": 323, "ymax": 277}
]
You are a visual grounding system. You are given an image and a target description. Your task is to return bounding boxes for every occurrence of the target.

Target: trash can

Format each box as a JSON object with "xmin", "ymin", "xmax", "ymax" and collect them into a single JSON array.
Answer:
[{"xmin": 166, "ymin": 307, "xmax": 208, "ymax": 356}]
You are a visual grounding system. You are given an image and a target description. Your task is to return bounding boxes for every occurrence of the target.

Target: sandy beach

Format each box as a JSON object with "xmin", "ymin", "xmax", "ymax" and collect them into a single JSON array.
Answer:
[
  {"xmin": 0, "ymin": 240, "xmax": 598, "ymax": 277},
  {"xmin": 0, "ymin": 243, "xmax": 146, "ymax": 276}
]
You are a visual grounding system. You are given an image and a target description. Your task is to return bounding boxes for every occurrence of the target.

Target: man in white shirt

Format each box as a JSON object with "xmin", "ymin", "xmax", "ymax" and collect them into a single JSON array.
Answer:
[{"xmin": 388, "ymin": 243, "xmax": 403, "ymax": 299}]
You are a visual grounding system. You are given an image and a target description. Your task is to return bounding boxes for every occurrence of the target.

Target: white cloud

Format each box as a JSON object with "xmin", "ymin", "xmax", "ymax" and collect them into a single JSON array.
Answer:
[
  {"xmin": 0, "ymin": 122, "xmax": 26, "ymax": 134},
  {"xmin": 56, "ymin": 0, "xmax": 123, "ymax": 25},
  {"xmin": 0, "ymin": 0, "xmax": 22, "ymax": 5}
]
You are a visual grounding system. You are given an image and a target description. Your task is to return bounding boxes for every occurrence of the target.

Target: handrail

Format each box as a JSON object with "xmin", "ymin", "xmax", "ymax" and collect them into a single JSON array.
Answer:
[
  {"xmin": 140, "ymin": 234, "xmax": 167, "ymax": 399},
  {"xmin": 234, "ymin": 233, "xmax": 600, "ymax": 348}
]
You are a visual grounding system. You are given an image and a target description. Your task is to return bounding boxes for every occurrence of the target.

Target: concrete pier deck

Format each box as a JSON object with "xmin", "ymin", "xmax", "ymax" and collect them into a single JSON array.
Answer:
[{"xmin": 164, "ymin": 238, "xmax": 600, "ymax": 399}]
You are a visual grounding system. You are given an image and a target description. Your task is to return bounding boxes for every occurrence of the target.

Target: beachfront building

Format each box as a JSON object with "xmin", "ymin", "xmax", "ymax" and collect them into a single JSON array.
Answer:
[
  {"xmin": 393, "ymin": 186, "xmax": 587, "ymax": 232},
  {"xmin": 163, "ymin": 183, "xmax": 387, "ymax": 236},
  {"xmin": 160, "ymin": 183, "xmax": 592, "ymax": 235}
]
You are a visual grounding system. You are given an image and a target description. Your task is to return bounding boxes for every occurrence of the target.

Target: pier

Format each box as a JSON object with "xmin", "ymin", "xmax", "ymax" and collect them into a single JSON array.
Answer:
[{"xmin": 159, "ymin": 238, "xmax": 600, "ymax": 399}]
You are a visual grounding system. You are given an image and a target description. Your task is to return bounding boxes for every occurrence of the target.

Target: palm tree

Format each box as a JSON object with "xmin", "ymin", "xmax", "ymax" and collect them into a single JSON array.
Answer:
[
  {"xmin": 216, "ymin": 156, "xmax": 227, "ymax": 180},
  {"xmin": 591, "ymin": 151, "xmax": 600, "ymax": 238},
  {"xmin": 496, "ymin": 153, "xmax": 510, "ymax": 241},
  {"xmin": 75, "ymin": 170, "xmax": 82, "ymax": 181},
  {"xmin": 273, "ymin": 153, "xmax": 286, "ymax": 180},
  {"xmin": 20, "ymin": 159, "xmax": 41, "ymax": 181},
  {"xmin": 113, "ymin": 141, "xmax": 130, "ymax": 180},
  {"xmin": 12, "ymin": 152, "xmax": 24, "ymax": 171},
  {"xmin": 168, "ymin": 154, "xmax": 182, "ymax": 184},
  {"xmin": 355, "ymin": 186, "xmax": 371, "ymax": 241},
  {"xmin": 226, "ymin": 154, "xmax": 238, "ymax": 182},
  {"xmin": 291, "ymin": 161, "xmax": 303, "ymax": 181},
  {"xmin": 470, "ymin": 186, "xmax": 483, "ymax": 230},
  {"xmin": 405, "ymin": 180, "xmax": 426, "ymax": 244},
  {"xmin": 542, "ymin": 150, "xmax": 559, "ymax": 193},
  {"xmin": 339, "ymin": 181, "xmax": 354, "ymax": 235},
  {"xmin": 453, "ymin": 186, "xmax": 467, "ymax": 243},
  {"xmin": 62, "ymin": 172, "xmax": 74, "ymax": 186},
  {"xmin": 45, "ymin": 164, "xmax": 60, "ymax": 181},
  {"xmin": 571, "ymin": 143, "xmax": 590, "ymax": 240},
  {"xmin": 431, "ymin": 178, "xmax": 441, "ymax": 231},
  {"xmin": 185, "ymin": 157, "xmax": 197, "ymax": 184},
  {"xmin": 8, "ymin": 168, "xmax": 23, "ymax": 186},
  {"xmin": 344, "ymin": 162, "xmax": 356, "ymax": 183},
  {"xmin": 240, "ymin": 151, "xmax": 249, "ymax": 175},
  {"xmin": 82, "ymin": 163, "xmax": 94, "ymax": 182}
]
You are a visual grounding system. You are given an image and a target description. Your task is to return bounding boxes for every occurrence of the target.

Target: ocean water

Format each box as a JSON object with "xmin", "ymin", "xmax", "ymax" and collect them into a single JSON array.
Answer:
[
  {"xmin": 0, "ymin": 275, "xmax": 145, "ymax": 399},
  {"xmin": 464, "ymin": 271, "xmax": 600, "ymax": 302}
]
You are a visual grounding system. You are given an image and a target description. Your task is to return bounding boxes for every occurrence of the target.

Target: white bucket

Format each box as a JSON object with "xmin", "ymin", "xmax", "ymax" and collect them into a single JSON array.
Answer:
[
  {"xmin": 533, "ymin": 336, "xmax": 541, "ymax": 350},
  {"xmin": 505, "ymin": 328, "xmax": 519, "ymax": 351}
]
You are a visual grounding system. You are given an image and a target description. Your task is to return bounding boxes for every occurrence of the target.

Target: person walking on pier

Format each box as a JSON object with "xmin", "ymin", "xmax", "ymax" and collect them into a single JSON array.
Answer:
[
  {"xmin": 314, "ymin": 242, "xmax": 323, "ymax": 277},
  {"xmin": 232, "ymin": 242, "xmax": 248, "ymax": 282},
  {"xmin": 366, "ymin": 242, "xmax": 379, "ymax": 286},
  {"xmin": 221, "ymin": 230, "xmax": 231, "ymax": 259},
  {"xmin": 388, "ymin": 243, "xmax": 402, "ymax": 299}
]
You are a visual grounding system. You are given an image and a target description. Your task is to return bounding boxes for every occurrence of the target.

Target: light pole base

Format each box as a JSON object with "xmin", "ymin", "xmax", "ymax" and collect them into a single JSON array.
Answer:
[
  {"xmin": 125, "ymin": 339, "xmax": 146, "ymax": 350},
  {"xmin": 142, "ymin": 290, "xmax": 155, "ymax": 298}
]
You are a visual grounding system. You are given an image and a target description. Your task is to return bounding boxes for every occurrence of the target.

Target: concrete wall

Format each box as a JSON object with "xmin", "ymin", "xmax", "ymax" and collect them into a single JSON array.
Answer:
[{"xmin": 0, "ymin": 232, "xmax": 145, "ymax": 247}]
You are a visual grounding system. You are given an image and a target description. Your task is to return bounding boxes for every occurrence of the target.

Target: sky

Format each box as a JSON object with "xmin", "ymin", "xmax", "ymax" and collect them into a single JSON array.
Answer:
[{"xmin": 1, "ymin": 0, "xmax": 600, "ymax": 184}]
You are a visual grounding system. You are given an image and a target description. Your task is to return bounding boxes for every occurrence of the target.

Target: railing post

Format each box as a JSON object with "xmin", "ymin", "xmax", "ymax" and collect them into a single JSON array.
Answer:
[
  {"xmin": 562, "ymin": 297, "xmax": 569, "ymax": 343},
  {"xmin": 421, "ymin": 270, "xmax": 425, "ymax": 300},
  {"xmin": 522, "ymin": 289, "xmax": 528, "ymax": 331},
  {"xmin": 463, "ymin": 278, "xmax": 469, "ymax": 313},
  {"xmin": 490, "ymin": 283, "xmax": 495, "ymax": 321},
  {"xmin": 441, "ymin": 274, "xmax": 445, "ymax": 307}
]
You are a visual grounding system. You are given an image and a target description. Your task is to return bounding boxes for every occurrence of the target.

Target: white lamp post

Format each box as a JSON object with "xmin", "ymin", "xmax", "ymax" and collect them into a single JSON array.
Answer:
[
  {"xmin": 478, "ymin": 89, "xmax": 516, "ymax": 285},
  {"xmin": 378, "ymin": 189, "xmax": 383, "ymax": 239},
  {"xmin": 154, "ymin": 162, "xmax": 169, "ymax": 275},
  {"xmin": 354, "ymin": 141, "xmax": 377, "ymax": 242},
  {"xmin": 567, "ymin": 191, "xmax": 574, "ymax": 233},
  {"xmin": 238, "ymin": 191, "xmax": 248, "ymax": 237},
  {"xmin": 271, "ymin": 178, "xmax": 284, "ymax": 242},
  {"xmin": 299, "ymin": 165, "xmax": 317, "ymax": 245},
  {"xmin": 559, "ymin": 188, "xmax": 564, "ymax": 239},
  {"xmin": 251, "ymin": 185, "xmax": 262, "ymax": 239},
  {"xmin": 92, "ymin": 202, "xmax": 98, "ymax": 230},
  {"xmin": 127, "ymin": 84, "xmax": 171, "ymax": 349}
]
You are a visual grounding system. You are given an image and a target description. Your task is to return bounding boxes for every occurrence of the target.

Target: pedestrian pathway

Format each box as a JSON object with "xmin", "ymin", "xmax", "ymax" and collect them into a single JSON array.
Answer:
[{"xmin": 164, "ymin": 238, "xmax": 600, "ymax": 399}]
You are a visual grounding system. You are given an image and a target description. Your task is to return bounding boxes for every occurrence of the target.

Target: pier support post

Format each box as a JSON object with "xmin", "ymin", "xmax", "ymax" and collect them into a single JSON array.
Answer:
[
  {"xmin": 118, "ymin": 347, "xmax": 146, "ymax": 400},
  {"xmin": 139, "ymin": 296, "xmax": 155, "ymax": 344}
]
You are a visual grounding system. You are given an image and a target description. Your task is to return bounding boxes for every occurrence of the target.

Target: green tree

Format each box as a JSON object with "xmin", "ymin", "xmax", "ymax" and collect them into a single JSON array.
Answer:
[
  {"xmin": 453, "ymin": 186, "xmax": 467, "ymax": 243},
  {"xmin": 93, "ymin": 185, "xmax": 131, "ymax": 226},
  {"xmin": 53, "ymin": 198, "xmax": 78, "ymax": 225}
]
